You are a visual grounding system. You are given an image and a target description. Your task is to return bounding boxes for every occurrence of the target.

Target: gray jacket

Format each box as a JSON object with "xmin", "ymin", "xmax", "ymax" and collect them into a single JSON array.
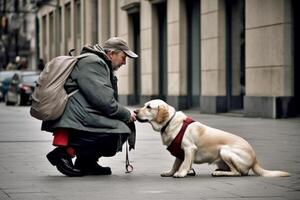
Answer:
[{"xmin": 41, "ymin": 45, "xmax": 135, "ymax": 149}]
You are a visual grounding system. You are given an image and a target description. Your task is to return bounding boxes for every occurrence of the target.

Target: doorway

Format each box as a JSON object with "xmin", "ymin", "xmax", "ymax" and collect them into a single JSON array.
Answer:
[
  {"xmin": 225, "ymin": 0, "xmax": 245, "ymax": 112},
  {"xmin": 129, "ymin": 11, "xmax": 141, "ymax": 104},
  {"xmin": 154, "ymin": 2, "xmax": 167, "ymax": 100},
  {"xmin": 293, "ymin": 0, "xmax": 300, "ymax": 116},
  {"xmin": 186, "ymin": 0, "xmax": 200, "ymax": 108}
]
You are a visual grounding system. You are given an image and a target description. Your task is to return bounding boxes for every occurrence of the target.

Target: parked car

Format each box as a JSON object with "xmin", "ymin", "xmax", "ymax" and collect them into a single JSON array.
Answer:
[
  {"xmin": 5, "ymin": 71, "xmax": 40, "ymax": 106},
  {"xmin": 0, "ymin": 70, "xmax": 18, "ymax": 101}
]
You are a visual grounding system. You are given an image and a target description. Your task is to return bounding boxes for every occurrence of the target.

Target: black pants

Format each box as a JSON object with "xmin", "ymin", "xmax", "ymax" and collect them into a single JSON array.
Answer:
[{"xmin": 69, "ymin": 131, "xmax": 128, "ymax": 162}]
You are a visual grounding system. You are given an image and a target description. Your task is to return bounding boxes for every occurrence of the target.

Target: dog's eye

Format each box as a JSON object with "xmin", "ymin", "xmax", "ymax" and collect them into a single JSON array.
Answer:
[{"xmin": 146, "ymin": 105, "xmax": 151, "ymax": 109}]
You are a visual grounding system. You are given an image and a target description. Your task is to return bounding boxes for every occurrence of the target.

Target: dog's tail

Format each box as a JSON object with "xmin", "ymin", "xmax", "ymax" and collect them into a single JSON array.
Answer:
[{"xmin": 252, "ymin": 160, "xmax": 290, "ymax": 177}]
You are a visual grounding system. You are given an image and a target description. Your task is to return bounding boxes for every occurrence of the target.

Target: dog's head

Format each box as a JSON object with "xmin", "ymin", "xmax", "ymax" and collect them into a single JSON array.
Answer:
[{"xmin": 134, "ymin": 99, "xmax": 175, "ymax": 131}]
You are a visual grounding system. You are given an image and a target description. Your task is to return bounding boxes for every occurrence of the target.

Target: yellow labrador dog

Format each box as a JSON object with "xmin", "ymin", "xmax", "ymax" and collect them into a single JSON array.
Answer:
[{"xmin": 134, "ymin": 99, "xmax": 290, "ymax": 178}]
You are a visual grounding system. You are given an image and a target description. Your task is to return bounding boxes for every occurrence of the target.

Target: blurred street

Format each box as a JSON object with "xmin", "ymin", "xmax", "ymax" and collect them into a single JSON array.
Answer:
[{"xmin": 0, "ymin": 103, "xmax": 300, "ymax": 200}]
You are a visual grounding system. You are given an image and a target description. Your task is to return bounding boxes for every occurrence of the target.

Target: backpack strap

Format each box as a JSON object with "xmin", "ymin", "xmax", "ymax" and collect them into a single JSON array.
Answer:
[
  {"xmin": 67, "ymin": 89, "xmax": 79, "ymax": 98},
  {"xmin": 67, "ymin": 53, "xmax": 96, "ymax": 97},
  {"xmin": 76, "ymin": 53, "xmax": 96, "ymax": 60}
]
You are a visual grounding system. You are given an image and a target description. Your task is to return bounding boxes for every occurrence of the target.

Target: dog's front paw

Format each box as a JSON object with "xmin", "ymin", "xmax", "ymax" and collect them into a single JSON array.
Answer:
[
  {"xmin": 173, "ymin": 171, "xmax": 187, "ymax": 178},
  {"xmin": 161, "ymin": 171, "xmax": 175, "ymax": 177}
]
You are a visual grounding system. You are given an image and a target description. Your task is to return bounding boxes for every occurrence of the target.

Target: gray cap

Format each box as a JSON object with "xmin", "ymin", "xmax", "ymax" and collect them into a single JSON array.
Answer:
[{"xmin": 103, "ymin": 37, "xmax": 138, "ymax": 58}]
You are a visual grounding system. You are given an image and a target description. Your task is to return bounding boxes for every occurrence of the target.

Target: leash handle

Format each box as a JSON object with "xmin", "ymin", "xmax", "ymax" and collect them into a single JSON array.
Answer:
[{"xmin": 125, "ymin": 141, "xmax": 133, "ymax": 173}]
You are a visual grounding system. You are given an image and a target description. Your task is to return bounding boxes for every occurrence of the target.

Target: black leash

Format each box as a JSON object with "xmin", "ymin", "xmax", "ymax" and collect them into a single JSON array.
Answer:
[
  {"xmin": 125, "ymin": 141, "xmax": 133, "ymax": 173},
  {"xmin": 188, "ymin": 168, "xmax": 196, "ymax": 176}
]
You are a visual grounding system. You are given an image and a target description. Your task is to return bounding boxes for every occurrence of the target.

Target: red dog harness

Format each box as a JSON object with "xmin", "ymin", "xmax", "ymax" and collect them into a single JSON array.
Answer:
[{"xmin": 166, "ymin": 117, "xmax": 194, "ymax": 160}]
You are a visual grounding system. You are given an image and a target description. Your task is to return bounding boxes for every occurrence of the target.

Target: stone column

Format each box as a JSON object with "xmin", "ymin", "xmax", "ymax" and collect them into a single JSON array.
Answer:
[
  {"xmin": 98, "ymin": 0, "xmax": 110, "ymax": 44},
  {"xmin": 200, "ymin": 0, "xmax": 227, "ymax": 113},
  {"xmin": 244, "ymin": 0, "xmax": 293, "ymax": 118},
  {"xmin": 166, "ymin": 0, "xmax": 188, "ymax": 109},
  {"xmin": 110, "ymin": 0, "xmax": 118, "ymax": 37},
  {"xmin": 139, "ymin": 0, "xmax": 157, "ymax": 103},
  {"xmin": 84, "ymin": 0, "xmax": 101, "ymax": 45},
  {"xmin": 116, "ymin": 0, "xmax": 130, "ymax": 104}
]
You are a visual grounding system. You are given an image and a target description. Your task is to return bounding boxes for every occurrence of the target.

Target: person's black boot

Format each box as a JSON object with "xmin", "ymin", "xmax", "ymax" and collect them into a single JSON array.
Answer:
[
  {"xmin": 47, "ymin": 148, "xmax": 84, "ymax": 177},
  {"xmin": 74, "ymin": 158, "xmax": 112, "ymax": 175}
]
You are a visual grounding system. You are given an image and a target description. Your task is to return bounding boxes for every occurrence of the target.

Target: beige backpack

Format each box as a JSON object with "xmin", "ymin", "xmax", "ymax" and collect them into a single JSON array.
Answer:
[{"xmin": 30, "ymin": 53, "xmax": 92, "ymax": 121}]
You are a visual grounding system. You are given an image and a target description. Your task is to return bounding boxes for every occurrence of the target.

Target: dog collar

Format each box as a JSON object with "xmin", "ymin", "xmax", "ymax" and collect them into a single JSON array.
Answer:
[{"xmin": 160, "ymin": 111, "xmax": 176, "ymax": 134}]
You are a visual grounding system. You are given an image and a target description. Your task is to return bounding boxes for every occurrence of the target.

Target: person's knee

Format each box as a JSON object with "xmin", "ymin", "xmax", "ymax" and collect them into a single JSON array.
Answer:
[
  {"xmin": 101, "ymin": 150, "xmax": 117, "ymax": 157},
  {"xmin": 70, "ymin": 132, "xmax": 125, "ymax": 158},
  {"xmin": 97, "ymin": 135, "xmax": 119, "ymax": 156}
]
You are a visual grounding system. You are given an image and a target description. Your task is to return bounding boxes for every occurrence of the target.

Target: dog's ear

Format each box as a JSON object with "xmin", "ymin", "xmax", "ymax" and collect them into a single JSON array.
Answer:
[{"xmin": 155, "ymin": 105, "xmax": 169, "ymax": 124}]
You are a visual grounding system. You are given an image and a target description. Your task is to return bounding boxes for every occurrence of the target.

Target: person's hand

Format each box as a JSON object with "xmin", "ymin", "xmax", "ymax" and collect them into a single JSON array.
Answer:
[{"xmin": 127, "ymin": 111, "xmax": 136, "ymax": 123}]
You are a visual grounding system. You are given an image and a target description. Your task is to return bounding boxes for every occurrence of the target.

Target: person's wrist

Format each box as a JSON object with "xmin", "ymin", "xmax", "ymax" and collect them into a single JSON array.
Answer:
[{"xmin": 127, "ymin": 112, "xmax": 136, "ymax": 123}]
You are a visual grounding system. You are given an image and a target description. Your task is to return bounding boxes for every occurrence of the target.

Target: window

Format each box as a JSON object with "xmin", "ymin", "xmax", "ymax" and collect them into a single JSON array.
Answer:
[
  {"xmin": 91, "ymin": 0, "xmax": 98, "ymax": 43},
  {"xmin": 75, "ymin": 0, "xmax": 81, "ymax": 36},
  {"xmin": 65, "ymin": 3, "xmax": 71, "ymax": 41},
  {"xmin": 42, "ymin": 15, "xmax": 47, "ymax": 47},
  {"xmin": 49, "ymin": 12, "xmax": 54, "ymax": 58}
]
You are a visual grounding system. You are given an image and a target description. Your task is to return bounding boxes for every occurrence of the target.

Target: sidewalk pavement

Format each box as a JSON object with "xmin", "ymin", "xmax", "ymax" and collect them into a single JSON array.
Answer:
[{"xmin": 0, "ymin": 103, "xmax": 299, "ymax": 200}]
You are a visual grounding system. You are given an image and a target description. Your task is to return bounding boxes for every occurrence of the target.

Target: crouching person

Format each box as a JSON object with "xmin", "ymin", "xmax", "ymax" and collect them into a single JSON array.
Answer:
[{"xmin": 42, "ymin": 37, "xmax": 138, "ymax": 176}]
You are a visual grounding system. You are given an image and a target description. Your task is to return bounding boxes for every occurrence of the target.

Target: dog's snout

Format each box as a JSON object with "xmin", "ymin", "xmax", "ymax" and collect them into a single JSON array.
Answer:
[{"xmin": 134, "ymin": 109, "xmax": 139, "ymax": 114}]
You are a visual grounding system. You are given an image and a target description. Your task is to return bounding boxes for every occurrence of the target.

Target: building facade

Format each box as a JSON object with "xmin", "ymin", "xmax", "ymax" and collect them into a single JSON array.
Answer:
[
  {"xmin": 37, "ymin": 0, "xmax": 300, "ymax": 118},
  {"xmin": 0, "ymin": 0, "xmax": 36, "ymax": 70}
]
